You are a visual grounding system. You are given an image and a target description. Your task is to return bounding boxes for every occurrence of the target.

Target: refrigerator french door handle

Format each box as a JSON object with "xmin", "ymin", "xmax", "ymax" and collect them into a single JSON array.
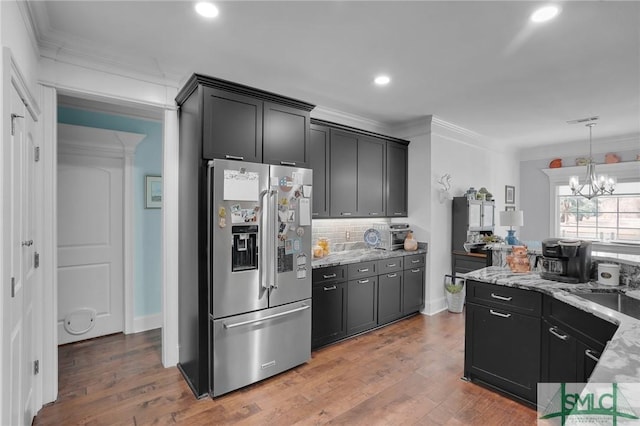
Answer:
[
  {"xmin": 270, "ymin": 188, "xmax": 279, "ymax": 289},
  {"xmin": 258, "ymin": 189, "xmax": 270, "ymax": 290}
]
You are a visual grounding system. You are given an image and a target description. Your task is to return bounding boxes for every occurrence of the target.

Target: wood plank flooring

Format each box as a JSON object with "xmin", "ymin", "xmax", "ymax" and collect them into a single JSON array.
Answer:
[{"xmin": 34, "ymin": 311, "xmax": 537, "ymax": 425}]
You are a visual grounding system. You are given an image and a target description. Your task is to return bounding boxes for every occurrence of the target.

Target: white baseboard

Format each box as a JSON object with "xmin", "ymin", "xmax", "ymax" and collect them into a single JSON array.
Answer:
[
  {"xmin": 131, "ymin": 313, "xmax": 162, "ymax": 334},
  {"xmin": 423, "ymin": 297, "xmax": 448, "ymax": 315}
]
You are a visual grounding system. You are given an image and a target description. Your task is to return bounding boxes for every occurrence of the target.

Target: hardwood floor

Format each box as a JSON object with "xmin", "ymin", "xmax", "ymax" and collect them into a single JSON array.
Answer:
[{"xmin": 34, "ymin": 311, "xmax": 537, "ymax": 425}]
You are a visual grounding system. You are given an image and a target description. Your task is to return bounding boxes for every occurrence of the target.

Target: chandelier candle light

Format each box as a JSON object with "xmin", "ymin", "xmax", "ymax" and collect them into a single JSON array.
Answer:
[
  {"xmin": 499, "ymin": 210, "xmax": 524, "ymax": 245},
  {"xmin": 569, "ymin": 121, "xmax": 616, "ymax": 199}
]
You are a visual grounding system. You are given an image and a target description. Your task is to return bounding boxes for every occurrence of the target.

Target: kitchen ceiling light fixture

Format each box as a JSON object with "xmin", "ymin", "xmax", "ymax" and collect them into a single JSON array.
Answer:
[
  {"xmin": 195, "ymin": 2, "xmax": 219, "ymax": 18},
  {"xmin": 530, "ymin": 5, "xmax": 560, "ymax": 23},
  {"xmin": 569, "ymin": 121, "xmax": 616, "ymax": 200},
  {"xmin": 374, "ymin": 75, "xmax": 391, "ymax": 86}
]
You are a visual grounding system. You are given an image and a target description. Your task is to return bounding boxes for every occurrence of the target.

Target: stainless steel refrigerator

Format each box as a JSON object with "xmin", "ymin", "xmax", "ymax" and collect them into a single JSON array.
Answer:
[{"xmin": 207, "ymin": 159, "xmax": 312, "ymax": 397}]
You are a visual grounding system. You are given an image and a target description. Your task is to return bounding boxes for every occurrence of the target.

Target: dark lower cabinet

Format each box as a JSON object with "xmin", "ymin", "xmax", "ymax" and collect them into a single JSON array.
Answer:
[
  {"xmin": 465, "ymin": 301, "xmax": 541, "ymax": 404},
  {"xmin": 541, "ymin": 295, "xmax": 617, "ymax": 384},
  {"xmin": 378, "ymin": 273, "xmax": 403, "ymax": 325},
  {"xmin": 312, "ymin": 254, "xmax": 425, "ymax": 349},
  {"xmin": 452, "ymin": 252, "xmax": 488, "ymax": 276},
  {"xmin": 347, "ymin": 276, "xmax": 378, "ymax": 335},
  {"xmin": 312, "ymin": 281, "xmax": 347, "ymax": 349},
  {"xmin": 403, "ymin": 266, "xmax": 424, "ymax": 315},
  {"xmin": 465, "ymin": 280, "xmax": 619, "ymax": 407}
]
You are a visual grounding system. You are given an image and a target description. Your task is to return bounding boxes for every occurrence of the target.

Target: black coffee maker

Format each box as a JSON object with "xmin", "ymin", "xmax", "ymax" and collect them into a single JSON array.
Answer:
[{"xmin": 538, "ymin": 238, "xmax": 592, "ymax": 283}]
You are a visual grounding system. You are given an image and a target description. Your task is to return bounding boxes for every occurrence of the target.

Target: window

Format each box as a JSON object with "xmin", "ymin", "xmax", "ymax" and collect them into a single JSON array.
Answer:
[
  {"xmin": 558, "ymin": 182, "xmax": 640, "ymax": 242},
  {"xmin": 543, "ymin": 161, "xmax": 640, "ymax": 252}
]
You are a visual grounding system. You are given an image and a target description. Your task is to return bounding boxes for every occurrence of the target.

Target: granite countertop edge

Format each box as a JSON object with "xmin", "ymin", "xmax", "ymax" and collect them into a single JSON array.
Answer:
[
  {"xmin": 311, "ymin": 247, "xmax": 428, "ymax": 269},
  {"xmin": 463, "ymin": 266, "xmax": 640, "ymax": 384}
]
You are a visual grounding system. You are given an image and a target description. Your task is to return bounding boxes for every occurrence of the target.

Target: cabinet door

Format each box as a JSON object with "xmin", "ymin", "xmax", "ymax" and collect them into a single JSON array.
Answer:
[
  {"xmin": 202, "ymin": 87, "xmax": 262, "ymax": 162},
  {"xmin": 263, "ymin": 102, "xmax": 310, "ymax": 167},
  {"xmin": 312, "ymin": 281, "xmax": 347, "ymax": 348},
  {"xmin": 465, "ymin": 302, "xmax": 541, "ymax": 403},
  {"xmin": 329, "ymin": 129, "xmax": 358, "ymax": 217},
  {"xmin": 356, "ymin": 136, "xmax": 386, "ymax": 217},
  {"xmin": 468, "ymin": 202, "xmax": 482, "ymax": 230},
  {"xmin": 378, "ymin": 273, "xmax": 403, "ymax": 325},
  {"xmin": 309, "ymin": 124, "xmax": 329, "ymax": 218},
  {"xmin": 403, "ymin": 266, "xmax": 424, "ymax": 315},
  {"xmin": 347, "ymin": 276, "xmax": 378, "ymax": 335},
  {"xmin": 578, "ymin": 341, "xmax": 604, "ymax": 382},
  {"xmin": 541, "ymin": 320, "xmax": 578, "ymax": 383},
  {"xmin": 482, "ymin": 202, "xmax": 494, "ymax": 229},
  {"xmin": 386, "ymin": 142, "xmax": 408, "ymax": 217}
]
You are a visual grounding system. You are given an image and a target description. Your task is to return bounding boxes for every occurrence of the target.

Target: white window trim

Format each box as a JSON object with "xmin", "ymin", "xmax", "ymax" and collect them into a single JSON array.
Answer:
[{"xmin": 542, "ymin": 161, "xmax": 640, "ymax": 254}]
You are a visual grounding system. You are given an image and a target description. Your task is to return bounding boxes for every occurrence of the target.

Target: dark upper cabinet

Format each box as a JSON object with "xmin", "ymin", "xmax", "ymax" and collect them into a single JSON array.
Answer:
[
  {"xmin": 309, "ymin": 124, "xmax": 330, "ymax": 218},
  {"xmin": 357, "ymin": 136, "xmax": 386, "ymax": 217},
  {"xmin": 386, "ymin": 142, "xmax": 408, "ymax": 217},
  {"xmin": 176, "ymin": 73, "xmax": 314, "ymax": 163},
  {"xmin": 263, "ymin": 102, "xmax": 310, "ymax": 167},
  {"xmin": 202, "ymin": 87, "xmax": 262, "ymax": 162},
  {"xmin": 329, "ymin": 129, "xmax": 358, "ymax": 217}
]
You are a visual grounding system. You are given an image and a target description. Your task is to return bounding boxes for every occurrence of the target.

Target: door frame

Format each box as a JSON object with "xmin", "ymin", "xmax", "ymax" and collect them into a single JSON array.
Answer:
[
  {"xmin": 39, "ymin": 86, "xmax": 180, "ymax": 406},
  {"xmin": 57, "ymin": 123, "xmax": 145, "ymax": 340}
]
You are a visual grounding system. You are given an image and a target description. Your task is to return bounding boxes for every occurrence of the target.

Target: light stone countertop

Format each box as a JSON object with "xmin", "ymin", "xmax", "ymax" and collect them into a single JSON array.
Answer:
[
  {"xmin": 311, "ymin": 246, "xmax": 428, "ymax": 269},
  {"xmin": 463, "ymin": 266, "xmax": 640, "ymax": 384}
]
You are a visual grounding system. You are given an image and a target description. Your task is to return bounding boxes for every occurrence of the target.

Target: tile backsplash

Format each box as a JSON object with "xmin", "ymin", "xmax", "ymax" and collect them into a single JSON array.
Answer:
[{"xmin": 312, "ymin": 218, "xmax": 390, "ymax": 251}]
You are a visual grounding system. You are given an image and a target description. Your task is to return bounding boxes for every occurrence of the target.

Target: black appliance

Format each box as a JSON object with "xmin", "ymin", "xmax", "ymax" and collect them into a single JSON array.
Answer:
[{"xmin": 538, "ymin": 238, "xmax": 592, "ymax": 283}]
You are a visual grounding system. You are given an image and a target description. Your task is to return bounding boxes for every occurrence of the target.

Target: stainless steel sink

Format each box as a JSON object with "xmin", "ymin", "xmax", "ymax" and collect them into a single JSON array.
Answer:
[{"xmin": 575, "ymin": 292, "xmax": 640, "ymax": 320}]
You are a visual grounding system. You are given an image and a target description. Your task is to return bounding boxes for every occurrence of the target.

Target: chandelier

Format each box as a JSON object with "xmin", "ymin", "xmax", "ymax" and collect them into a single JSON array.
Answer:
[{"xmin": 568, "ymin": 122, "xmax": 616, "ymax": 200}]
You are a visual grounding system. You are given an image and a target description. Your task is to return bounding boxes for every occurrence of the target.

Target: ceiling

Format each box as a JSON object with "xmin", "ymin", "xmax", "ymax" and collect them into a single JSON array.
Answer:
[{"xmin": 28, "ymin": 1, "xmax": 640, "ymax": 149}]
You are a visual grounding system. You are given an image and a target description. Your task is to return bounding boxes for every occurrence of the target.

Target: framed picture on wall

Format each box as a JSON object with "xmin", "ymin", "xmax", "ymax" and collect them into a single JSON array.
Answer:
[
  {"xmin": 505, "ymin": 185, "xmax": 515, "ymax": 204},
  {"xmin": 145, "ymin": 176, "xmax": 162, "ymax": 209}
]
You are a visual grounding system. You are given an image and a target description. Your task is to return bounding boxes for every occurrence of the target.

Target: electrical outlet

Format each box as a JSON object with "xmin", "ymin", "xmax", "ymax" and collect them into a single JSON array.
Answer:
[{"xmin": 345, "ymin": 231, "xmax": 350, "ymax": 241}]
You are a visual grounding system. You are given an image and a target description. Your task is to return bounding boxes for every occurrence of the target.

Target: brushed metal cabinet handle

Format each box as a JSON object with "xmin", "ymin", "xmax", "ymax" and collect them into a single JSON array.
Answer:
[
  {"xmin": 549, "ymin": 327, "xmax": 568, "ymax": 341},
  {"xmin": 280, "ymin": 161, "xmax": 296, "ymax": 166},
  {"xmin": 490, "ymin": 293, "xmax": 513, "ymax": 302},
  {"xmin": 358, "ymin": 279, "xmax": 370, "ymax": 284},
  {"xmin": 489, "ymin": 309, "xmax": 511, "ymax": 318},
  {"xmin": 387, "ymin": 273, "xmax": 397, "ymax": 278},
  {"xmin": 411, "ymin": 259, "xmax": 421, "ymax": 264},
  {"xmin": 358, "ymin": 268, "xmax": 369, "ymax": 273},
  {"xmin": 225, "ymin": 155, "xmax": 244, "ymax": 161},
  {"xmin": 411, "ymin": 269, "xmax": 420, "ymax": 273},
  {"xmin": 341, "ymin": 212, "xmax": 352, "ymax": 216},
  {"xmin": 585, "ymin": 349, "xmax": 600, "ymax": 363},
  {"xmin": 323, "ymin": 273, "xmax": 337, "ymax": 279},
  {"xmin": 323, "ymin": 285, "xmax": 337, "ymax": 291},
  {"xmin": 386, "ymin": 263, "xmax": 397, "ymax": 268}
]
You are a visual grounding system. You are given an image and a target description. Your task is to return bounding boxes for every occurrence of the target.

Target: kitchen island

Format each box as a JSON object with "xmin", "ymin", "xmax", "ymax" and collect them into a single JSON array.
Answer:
[{"xmin": 463, "ymin": 266, "xmax": 640, "ymax": 406}]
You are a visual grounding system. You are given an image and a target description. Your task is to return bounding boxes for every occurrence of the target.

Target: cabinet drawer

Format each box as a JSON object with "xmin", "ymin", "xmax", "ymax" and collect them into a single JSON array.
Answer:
[
  {"xmin": 466, "ymin": 280, "xmax": 542, "ymax": 317},
  {"xmin": 377, "ymin": 257, "xmax": 403, "ymax": 274},
  {"xmin": 404, "ymin": 253, "xmax": 425, "ymax": 269},
  {"xmin": 543, "ymin": 295, "xmax": 617, "ymax": 349},
  {"xmin": 348, "ymin": 261, "xmax": 377, "ymax": 280},
  {"xmin": 312, "ymin": 265, "xmax": 347, "ymax": 285}
]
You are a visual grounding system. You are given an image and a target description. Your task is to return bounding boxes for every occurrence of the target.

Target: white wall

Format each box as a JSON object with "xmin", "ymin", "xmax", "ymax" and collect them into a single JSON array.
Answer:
[
  {"xmin": 519, "ymin": 135, "xmax": 640, "ymax": 242},
  {"xmin": 395, "ymin": 117, "xmax": 520, "ymax": 314}
]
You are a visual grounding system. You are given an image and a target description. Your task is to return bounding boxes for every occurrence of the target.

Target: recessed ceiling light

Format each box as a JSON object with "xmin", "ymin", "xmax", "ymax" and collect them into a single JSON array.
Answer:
[
  {"xmin": 374, "ymin": 75, "xmax": 391, "ymax": 86},
  {"xmin": 195, "ymin": 2, "xmax": 219, "ymax": 18},
  {"xmin": 530, "ymin": 5, "xmax": 560, "ymax": 23}
]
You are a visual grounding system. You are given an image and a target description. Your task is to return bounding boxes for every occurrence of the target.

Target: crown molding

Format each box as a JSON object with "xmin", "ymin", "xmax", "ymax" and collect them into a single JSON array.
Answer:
[
  {"xmin": 311, "ymin": 106, "xmax": 392, "ymax": 135},
  {"xmin": 58, "ymin": 94, "xmax": 164, "ymax": 123},
  {"xmin": 519, "ymin": 133, "xmax": 640, "ymax": 162},
  {"xmin": 388, "ymin": 116, "xmax": 432, "ymax": 139},
  {"xmin": 430, "ymin": 115, "xmax": 510, "ymax": 154},
  {"xmin": 17, "ymin": 0, "xmax": 41, "ymax": 53}
]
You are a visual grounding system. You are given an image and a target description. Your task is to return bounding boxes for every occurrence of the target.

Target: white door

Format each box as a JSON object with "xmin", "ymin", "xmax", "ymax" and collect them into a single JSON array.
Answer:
[
  {"xmin": 4, "ymin": 77, "xmax": 37, "ymax": 426},
  {"xmin": 57, "ymin": 153, "xmax": 124, "ymax": 344}
]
